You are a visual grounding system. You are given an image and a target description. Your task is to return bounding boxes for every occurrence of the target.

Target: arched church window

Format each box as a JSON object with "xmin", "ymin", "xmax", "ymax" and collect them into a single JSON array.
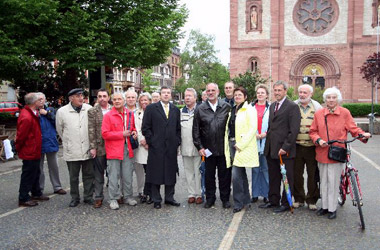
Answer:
[
  {"xmin": 249, "ymin": 58, "xmax": 259, "ymax": 73},
  {"xmin": 293, "ymin": 0, "xmax": 339, "ymax": 36},
  {"xmin": 245, "ymin": 0, "xmax": 262, "ymax": 33}
]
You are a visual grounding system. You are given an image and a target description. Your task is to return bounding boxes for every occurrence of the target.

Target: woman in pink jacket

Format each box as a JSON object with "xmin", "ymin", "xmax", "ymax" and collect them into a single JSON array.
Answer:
[
  {"xmin": 102, "ymin": 92, "xmax": 138, "ymax": 210},
  {"xmin": 309, "ymin": 87, "xmax": 370, "ymax": 219}
]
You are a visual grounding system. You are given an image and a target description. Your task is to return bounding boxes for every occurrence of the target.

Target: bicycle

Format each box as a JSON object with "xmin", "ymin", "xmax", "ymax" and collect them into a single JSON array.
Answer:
[{"xmin": 328, "ymin": 135, "xmax": 367, "ymax": 230}]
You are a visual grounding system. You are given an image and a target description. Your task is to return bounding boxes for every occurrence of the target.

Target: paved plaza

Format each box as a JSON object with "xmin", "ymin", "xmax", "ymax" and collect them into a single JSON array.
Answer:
[{"xmin": 1, "ymin": 136, "xmax": 380, "ymax": 249}]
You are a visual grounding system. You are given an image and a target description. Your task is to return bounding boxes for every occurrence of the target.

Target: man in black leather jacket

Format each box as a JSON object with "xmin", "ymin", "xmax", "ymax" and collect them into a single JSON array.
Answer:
[{"xmin": 193, "ymin": 83, "xmax": 232, "ymax": 209}]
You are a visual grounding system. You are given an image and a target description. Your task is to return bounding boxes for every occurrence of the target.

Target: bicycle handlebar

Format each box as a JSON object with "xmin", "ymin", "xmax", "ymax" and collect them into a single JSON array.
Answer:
[{"xmin": 327, "ymin": 135, "xmax": 366, "ymax": 145}]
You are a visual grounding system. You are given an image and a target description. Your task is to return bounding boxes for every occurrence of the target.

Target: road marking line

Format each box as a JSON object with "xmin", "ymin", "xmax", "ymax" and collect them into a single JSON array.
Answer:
[
  {"xmin": 0, "ymin": 184, "xmax": 79, "ymax": 220},
  {"xmin": 352, "ymin": 148, "xmax": 380, "ymax": 172},
  {"xmin": 0, "ymin": 168, "xmax": 22, "ymax": 176},
  {"xmin": 218, "ymin": 209, "xmax": 246, "ymax": 250}
]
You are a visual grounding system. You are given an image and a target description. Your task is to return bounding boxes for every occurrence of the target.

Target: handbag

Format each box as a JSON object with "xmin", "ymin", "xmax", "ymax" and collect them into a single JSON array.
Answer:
[
  {"xmin": 126, "ymin": 110, "xmax": 139, "ymax": 150},
  {"xmin": 324, "ymin": 115, "xmax": 347, "ymax": 163}
]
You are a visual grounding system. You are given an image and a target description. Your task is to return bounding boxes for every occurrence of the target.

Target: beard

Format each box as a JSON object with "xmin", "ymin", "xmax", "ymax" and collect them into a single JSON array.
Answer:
[{"xmin": 299, "ymin": 97, "xmax": 311, "ymax": 104}]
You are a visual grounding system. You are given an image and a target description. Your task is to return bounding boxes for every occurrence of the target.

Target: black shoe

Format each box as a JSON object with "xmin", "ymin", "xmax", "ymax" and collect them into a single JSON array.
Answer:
[
  {"xmin": 263, "ymin": 197, "xmax": 269, "ymax": 203},
  {"xmin": 328, "ymin": 211, "xmax": 337, "ymax": 219},
  {"xmin": 316, "ymin": 208, "xmax": 328, "ymax": 216},
  {"xmin": 251, "ymin": 197, "xmax": 258, "ymax": 203},
  {"xmin": 84, "ymin": 199, "xmax": 94, "ymax": 205},
  {"xmin": 146, "ymin": 196, "xmax": 153, "ymax": 204},
  {"xmin": 204, "ymin": 202, "xmax": 214, "ymax": 209},
  {"xmin": 154, "ymin": 202, "xmax": 161, "ymax": 209},
  {"xmin": 259, "ymin": 203, "xmax": 277, "ymax": 209},
  {"xmin": 69, "ymin": 200, "xmax": 80, "ymax": 207},
  {"xmin": 233, "ymin": 207, "xmax": 243, "ymax": 213},
  {"xmin": 222, "ymin": 201, "xmax": 231, "ymax": 209},
  {"xmin": 274, "ymin": 205, "xmax": 290, "ymax": 213},
  {"xmin": 164, "ymin": 200, "xmax": 180, "ymax": 207},
  {"xmin": 140, "ymin": 195, "xmax": 147, "ymax": 203}
]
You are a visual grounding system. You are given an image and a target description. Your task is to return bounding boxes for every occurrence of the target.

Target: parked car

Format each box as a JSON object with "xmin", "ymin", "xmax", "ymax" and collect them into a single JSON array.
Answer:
[{"xmin": 0, "ymin": 102, "xmax": 23, "ymax": 117}]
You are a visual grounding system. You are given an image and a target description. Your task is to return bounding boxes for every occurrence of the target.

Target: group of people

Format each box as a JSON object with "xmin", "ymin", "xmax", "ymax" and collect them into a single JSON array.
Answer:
[{"xmin": 15, "ymin": 80, "xmax": 371, "ymax": 219}]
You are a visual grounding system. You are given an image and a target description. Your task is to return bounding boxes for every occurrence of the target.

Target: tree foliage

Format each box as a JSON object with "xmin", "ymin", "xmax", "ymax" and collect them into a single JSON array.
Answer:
[
  {"xmin": 360, "ymin": 52, "xmax": 380, "ymax": 85},
  {"xmin": 179, "ymin": 30, "xmax": 230, "ymax": 94},
  {"xmin": 231, "ymin": 71, "xmax": 268, "ymax": 102},
  {"xmin": 141, "ymin": 68, "xmax": 159, "ymax": 93},
  {"xmin": 0, "ymin": 0, "xmax": 187, "ymax": 99}
]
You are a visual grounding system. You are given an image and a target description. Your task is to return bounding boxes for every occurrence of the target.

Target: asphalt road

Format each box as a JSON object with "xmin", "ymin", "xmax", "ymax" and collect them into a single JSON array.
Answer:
[{"xmin": 1, "ymin": 136, "xmax": 380, "ymax": 249}]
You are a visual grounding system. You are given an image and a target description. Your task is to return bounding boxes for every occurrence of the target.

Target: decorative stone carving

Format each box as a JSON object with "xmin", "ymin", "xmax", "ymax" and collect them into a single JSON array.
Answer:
[
  {"xmin": 246, "ymin": 0, "xmax": 262, "ymax": 33},
  {"xmin": 293, "ymin": 0, "xmax": 339, "ymax": 36}
]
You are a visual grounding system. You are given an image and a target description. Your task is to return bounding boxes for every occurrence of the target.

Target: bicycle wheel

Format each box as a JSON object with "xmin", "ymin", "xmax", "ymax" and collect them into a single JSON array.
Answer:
[
  {"xmin": 338, "ymin": 175, "xmax": 346, "ymax": 206},
  {"xmin": 350, "ymin": 171, "xmax": 365, "ymax": 230}
]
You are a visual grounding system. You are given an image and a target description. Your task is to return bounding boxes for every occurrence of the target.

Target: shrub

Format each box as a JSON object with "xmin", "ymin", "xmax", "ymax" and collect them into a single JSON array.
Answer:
[{"xmin": 342, "ymin": 103, "xmax": 380, "ymax": 117}]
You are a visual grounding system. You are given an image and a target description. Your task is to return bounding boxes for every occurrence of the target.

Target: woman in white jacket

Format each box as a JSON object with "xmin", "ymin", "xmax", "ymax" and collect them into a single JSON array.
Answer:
[{"xmin": 251, "ymin": 84, "xmax": 270, "ymax": 204}]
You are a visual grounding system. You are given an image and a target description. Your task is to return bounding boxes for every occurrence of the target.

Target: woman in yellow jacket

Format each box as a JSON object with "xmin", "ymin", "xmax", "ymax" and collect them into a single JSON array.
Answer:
[{"xmin": 225, "ymin": 87, "xmax": 259, "ymax": 213}]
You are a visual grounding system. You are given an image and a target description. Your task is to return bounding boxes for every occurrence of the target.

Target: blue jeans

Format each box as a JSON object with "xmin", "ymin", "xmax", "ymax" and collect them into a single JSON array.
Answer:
[{"xmin": 251, "ymin": 153, "xmax": 269, "ymax": 198}]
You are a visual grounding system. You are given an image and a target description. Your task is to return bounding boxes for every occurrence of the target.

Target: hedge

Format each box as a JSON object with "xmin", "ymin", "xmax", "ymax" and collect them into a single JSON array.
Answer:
[{"xmin": 342, "ymin": 103, "xmax": 380, "ymax": 117}]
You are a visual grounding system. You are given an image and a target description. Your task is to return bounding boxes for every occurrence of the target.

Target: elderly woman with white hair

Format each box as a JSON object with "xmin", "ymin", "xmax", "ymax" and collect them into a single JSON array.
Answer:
[
  {"xmin": 309, "ymin": 87, "xmax": 371, "ymax": 219},
  {"xmin": 134, "ymin": 92, "xmax": 153, "ymax": 203}
]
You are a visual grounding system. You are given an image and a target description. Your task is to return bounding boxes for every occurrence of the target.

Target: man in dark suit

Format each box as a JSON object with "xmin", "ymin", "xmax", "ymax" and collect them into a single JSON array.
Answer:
[
  {"xmin": 142, "ymin": 86, "xmax": 181, "ymax": 209},
  {"xmin": 259, "ymin": 81, "xmax": 301, "ymax": 213}
]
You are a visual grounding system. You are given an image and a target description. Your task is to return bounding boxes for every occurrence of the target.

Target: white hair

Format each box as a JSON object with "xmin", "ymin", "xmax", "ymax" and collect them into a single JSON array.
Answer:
[
  {"xmin": 206, "ymin": 82, "xmax": 219, "ymax": 90},
  {"xmin": 323, "ymin": 87, "xmax": 342, "ymax": 103},
  {"xmin": 138, "ymin": 92, "xmax": 152, "ymax": 102},
  {"xmin": 298, "ymin": 84, "xmax": 313, "ymax": 94},
  {"xmin": 185, "ymin": 88, "xmax": 197, "ymax": 98},
  {"xmin": 124, "ymin": 89, "xmax": 138, "ymax": 98},
  {"xmin": 112, "ymin": 92, "xmax": 125, "ymax": 100}
]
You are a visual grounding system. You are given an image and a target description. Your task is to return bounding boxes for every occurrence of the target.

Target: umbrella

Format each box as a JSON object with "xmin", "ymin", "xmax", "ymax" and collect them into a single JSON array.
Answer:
[
  {"xmin": 199, "ymin": 156, "xmax": 206, "ymax": 202},
  {"xmin": 279, "ymin": 154, "xmax": 294, "ymax": 213}
]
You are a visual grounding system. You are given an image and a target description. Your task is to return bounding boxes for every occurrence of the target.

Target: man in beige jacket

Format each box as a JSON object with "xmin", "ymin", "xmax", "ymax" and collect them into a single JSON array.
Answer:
[{"xmin": 56, "ymin": 88, "xmax": 94, "ymax": 207}]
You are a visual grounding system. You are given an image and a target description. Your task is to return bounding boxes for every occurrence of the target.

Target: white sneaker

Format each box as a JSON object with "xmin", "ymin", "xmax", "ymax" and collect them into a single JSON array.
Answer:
[
  {"xmin": 126, "ymin": 198, "xmax": 137, "ymax": 206},
  {"xmin": 308, "ymin": 204, "xmax": 317, "ymax": 210},
  {"xmin": 110, "ymin": 200, "xmax": 119, "ymax": 210},
  {"xmin": 293, "ymin": 202, "xmax": 304, "ymax": 208}
]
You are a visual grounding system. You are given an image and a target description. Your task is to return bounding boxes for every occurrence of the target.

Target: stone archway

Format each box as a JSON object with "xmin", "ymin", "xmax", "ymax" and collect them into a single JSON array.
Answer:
[{"xmin": 289, "ymin": 50, "xmax": 341, "ymax": 89}]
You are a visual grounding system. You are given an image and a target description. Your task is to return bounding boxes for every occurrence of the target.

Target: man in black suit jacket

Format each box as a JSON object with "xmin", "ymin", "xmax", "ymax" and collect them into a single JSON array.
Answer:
[
  {"xmin": 259, "ymin": 81, "xmax": 301, "ymax": 213},
  {"xmin": 142, "ymin": 86, "xmax": 181, "ymax": 209}
]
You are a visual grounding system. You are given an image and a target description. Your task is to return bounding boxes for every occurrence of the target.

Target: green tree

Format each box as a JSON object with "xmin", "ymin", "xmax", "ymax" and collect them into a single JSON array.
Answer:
[
  {"xmin": 141, "ymin": 68, "xmax": 159, "ymax": 93},
  {"xmin": 231, "ymin": 71, "xmax": 268, "ymax": 102},
  {"xmin": 180, "ymin": 30, "xmax": 230, "ymax": 94},
  {"xmin": 0, "ymin": 0, "xmax": 187, "ymax": 98}
]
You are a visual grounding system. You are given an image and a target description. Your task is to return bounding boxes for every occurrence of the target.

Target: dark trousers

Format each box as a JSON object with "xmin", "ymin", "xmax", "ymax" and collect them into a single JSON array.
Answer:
[
  {"xmin": 205, "ymin": 155, "xmax": 231, "ymax": 203},
  {"xmin": 93, "ymin": 155, "xmax": 107, "ymax": 201},
  {"xmin": 67, "ymin": 160, "xmax": 94, "ymax": 202},
  {"xmin": 294, "ymin": 145, "xmax": 320, "ymax": 204},
  {"xmin": 19, "ymin": 159, "xmax": 42, "ymax": 202},
  {"xmin": 142, "ymin": 164, "xmax": 152, "ymax": 197},
  {"xmin": 151, "ymin": 184, "xmax": 175, "ymax": 203},
  {"xmin": 266, "ymin": 156, "xmax": 294, "ymax": 207}
]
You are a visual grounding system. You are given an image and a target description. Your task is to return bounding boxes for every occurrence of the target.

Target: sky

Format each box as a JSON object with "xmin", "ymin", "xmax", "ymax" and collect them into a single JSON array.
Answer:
[{"xmin": 178, "ymin": 0, "xmax": 230, "ymax": 66}]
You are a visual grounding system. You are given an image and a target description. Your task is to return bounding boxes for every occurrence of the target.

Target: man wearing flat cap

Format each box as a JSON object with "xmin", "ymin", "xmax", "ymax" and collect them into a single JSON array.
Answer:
[{"xmin": 56, "ymin": 88, "xmax": 95, "ymax": 207}]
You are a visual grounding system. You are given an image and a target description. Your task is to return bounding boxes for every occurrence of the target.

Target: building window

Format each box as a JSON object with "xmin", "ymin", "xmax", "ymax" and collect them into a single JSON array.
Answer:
[
  {"xmin": 293, "ymin": 0, "xmax": 339, "ymax": 37},
  {"xmin": 245, "ymin": 0, "xmax": 263, "ymax": 33},
  {"xmin": 249, "ymin": 58, "xmax": 259, "ymax": 73}
]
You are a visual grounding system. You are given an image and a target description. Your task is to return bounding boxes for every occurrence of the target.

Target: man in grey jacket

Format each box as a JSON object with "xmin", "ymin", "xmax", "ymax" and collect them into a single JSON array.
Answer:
[
  {"xmin": 181, "ymin": 88, "xmax": 202, "ymax": 204},
  {"xmin": 56, "ymin": 88, "xmax": 94, "ymax": 207},
  {"xmin": 293, "ymin": 84, "xmax": 322, "ymax": 210}
]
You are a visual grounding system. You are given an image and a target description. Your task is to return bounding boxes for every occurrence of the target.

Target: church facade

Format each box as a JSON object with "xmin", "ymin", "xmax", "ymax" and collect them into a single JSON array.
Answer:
[{"xmin": 230, "ymin": 0, "xmax": 380, "ymax": 102}]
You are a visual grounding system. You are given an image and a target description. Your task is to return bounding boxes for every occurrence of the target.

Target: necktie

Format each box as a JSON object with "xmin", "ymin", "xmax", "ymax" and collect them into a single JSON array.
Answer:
[
  {"xmin": 274, "ymin": 102, "xmax": 279, "ymax": 114},
  {"xmin": 164, "ymin": 104, "xmax": 169, "ymax": 118}
]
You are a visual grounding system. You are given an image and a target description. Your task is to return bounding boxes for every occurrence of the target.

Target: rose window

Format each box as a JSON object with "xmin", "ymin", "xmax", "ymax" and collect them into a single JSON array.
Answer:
[{"xmin": 293, "ymin": 0, "xmax": 339, "ymax": 36}]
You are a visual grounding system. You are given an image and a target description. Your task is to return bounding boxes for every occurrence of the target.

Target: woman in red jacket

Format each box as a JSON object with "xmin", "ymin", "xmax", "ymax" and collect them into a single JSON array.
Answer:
[
  {"xmin": 102, "ymin": 92, "xmax": 137, "ymax": 210},
  {"xmin": 309, "ymin": 87, "xmax": 371, "ymax": 219}
]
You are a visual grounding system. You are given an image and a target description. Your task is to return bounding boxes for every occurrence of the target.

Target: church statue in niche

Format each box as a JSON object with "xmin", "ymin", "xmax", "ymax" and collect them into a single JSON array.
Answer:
[
  {"xmin": 372, "ymin": 0, "xmax": 380, "ymax": 27},
  {"xmin": 250, "ymin": 7, "xmax": 258, "ymax": 30},
  {"xmin": 245, "ymin": 0, "xmax": 262, "ymax": 33}
]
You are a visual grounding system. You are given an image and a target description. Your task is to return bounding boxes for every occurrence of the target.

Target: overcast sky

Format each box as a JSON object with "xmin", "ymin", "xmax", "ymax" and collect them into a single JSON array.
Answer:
[{"xmin": 178, "ymin": 0, "xmax": 230, "ymax": 66}]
